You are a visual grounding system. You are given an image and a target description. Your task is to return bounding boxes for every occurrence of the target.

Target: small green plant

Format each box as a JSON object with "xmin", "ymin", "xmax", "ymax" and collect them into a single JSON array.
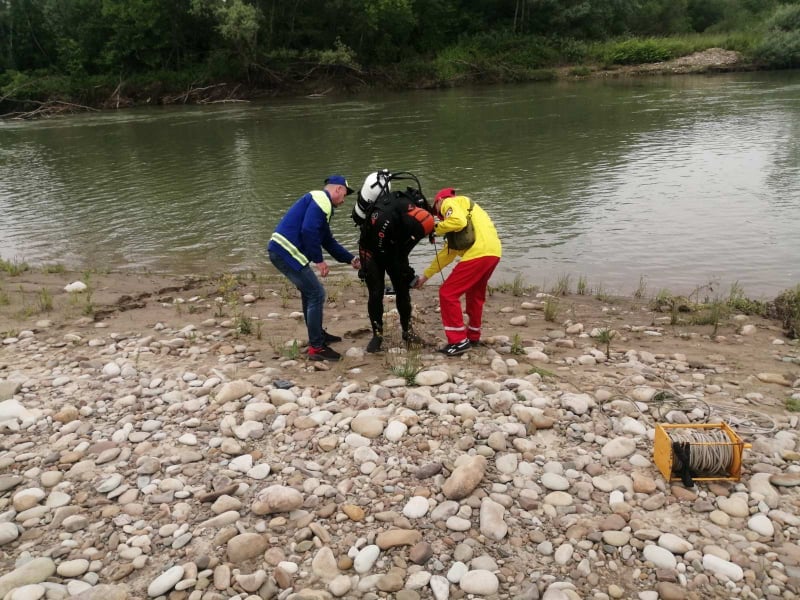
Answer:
[
  {"xmin": 543, "ymin": 296, "xmax": 560, "ymax": 322},
  {"xmin": 279, "ymin": 283, "xmax": 294, "ymax": 308},
  {"xmin": 576, "ymin": 275, "xmax": 587, "ymax": 296},
  {"xmin": 594, "ymin": 285, "xmax": 613, "ymax": 303},
  {"xmin": 727, "ymin": 281, "xmax": 766, "ymax": 316},
  {"xmin": 529, "ymin": 365, "xmax": 555, "ymax": 378},
  {"xmin": 787, "ymin": 398, "xmax": 800, "ymax": 412},
  {"xmin": 388, "ymin": 347, "xmax": 423, "ymax": 385},
  {"xmin": 654, "ymin": 288, "xmax": 673, "ymax": 307},
  {"xmin": 218, "ymin": 273, "xmax": 239, "ymax": 304},
  {"xmin": 0, "ymin": 257, "xmax": 29, "ymax": 276},
  {"xmin": 670, "ymin": 298, "xmax": 681, "ymax": 326},
  {"xmin": 551, "ymin": 274, "xmax": 571, "ymax": 296},
  {"xmin": 511, "ymin": 274, "xmax": 527, "ymax": 297},
  {"xmin": 214, "ymin": 297, "xmax": 226, "ymax": 318},
  {"xmin": 37, "ymin": 288, "xmax": 53, "ymax": 312},
  {"xmin": 692, "ymin": 298, "xmax": 728, "ymax": 337},
  {"xmin": 0, "ymin": 287, "xmax": 9, "ymax": 306},
  {"xmin": 42, "ymin": 263, "xmax": 66, "ymax": 274},
  {"xmin": 255, "ymin": 320, "xmax": 263, "ymax": 340},
  {"xmin": 569, "ymin": 65, "xmax": 592, "ymax": 77},
  {"xmin": 595, "ymin": 328, "xmax": 616, "ymax": 356},
  {"xmin": 510, "ymin": 333, "xmax": 525, "ymax": 355},
  {"xmin": 633, "ymin": 276, "xmax": 648, "ymax": 300},
  {"xmin": 283, "ymin": 339, "xmax": 301, "ymax": 360},
  {"xmin": 489, "ymin": 275, "xmax": 536, "ymax": 297},
  {"xmin": 82, "ymin": 272, "xmax": 94, "ymax": 316},
  {"xmin": 235, "ymin": 314, "xmax": 253, "ymax": 335},
  {"xmin": 771, "ymin": 284, "xmax": 800, "ymax": 339}
]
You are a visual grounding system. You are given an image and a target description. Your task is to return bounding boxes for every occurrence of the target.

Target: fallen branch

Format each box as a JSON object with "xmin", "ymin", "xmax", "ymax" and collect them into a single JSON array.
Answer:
[{"xmin": 0, "ymin": 99, "xmax": 97, "ymax": 120}]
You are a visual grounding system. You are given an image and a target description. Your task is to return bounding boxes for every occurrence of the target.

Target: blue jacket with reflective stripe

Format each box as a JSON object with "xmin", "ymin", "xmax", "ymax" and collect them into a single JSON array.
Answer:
[{"xmin": 268, "ymin": 191, "xmax": 354, "ymax": 271}]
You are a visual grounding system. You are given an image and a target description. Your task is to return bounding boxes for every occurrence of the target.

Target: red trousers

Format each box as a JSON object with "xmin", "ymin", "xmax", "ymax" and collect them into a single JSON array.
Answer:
[{"xmin": 438, "ymin": 256, "xmax": 500, "ymax": 343}]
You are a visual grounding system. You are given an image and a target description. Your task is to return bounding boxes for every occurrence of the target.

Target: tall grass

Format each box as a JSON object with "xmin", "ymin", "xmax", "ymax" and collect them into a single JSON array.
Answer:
[{"xmin": 588, "ymin": 32, "xmax": 760, "ymax": 66}]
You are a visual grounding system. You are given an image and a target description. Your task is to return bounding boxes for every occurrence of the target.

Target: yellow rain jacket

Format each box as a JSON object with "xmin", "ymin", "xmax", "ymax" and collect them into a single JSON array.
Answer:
[{"xmin": 423, "ymin": 195, "xmax": 502, "ymax": 278}]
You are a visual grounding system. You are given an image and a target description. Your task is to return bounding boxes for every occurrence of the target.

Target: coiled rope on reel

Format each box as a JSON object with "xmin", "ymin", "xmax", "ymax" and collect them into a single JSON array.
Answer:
[{"xmin": 668, "ymin": 428, "xmax": 734, "ymax": 486}]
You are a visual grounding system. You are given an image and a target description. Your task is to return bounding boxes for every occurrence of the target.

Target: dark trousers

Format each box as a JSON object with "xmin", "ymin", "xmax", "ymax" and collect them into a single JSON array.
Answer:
[{"xmin": 360, "ymin": 247, "xmax": 415, "ymax": 336}]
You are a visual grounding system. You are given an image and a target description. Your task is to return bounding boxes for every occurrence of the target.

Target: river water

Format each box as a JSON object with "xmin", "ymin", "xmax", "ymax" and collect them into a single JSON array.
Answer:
[{"xmin": 1, "ymin": 72, "xmax": 799, "ymax": 297}]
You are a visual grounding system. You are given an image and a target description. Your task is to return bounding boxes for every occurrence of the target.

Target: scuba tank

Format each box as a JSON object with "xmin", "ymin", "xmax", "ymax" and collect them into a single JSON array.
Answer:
[
  {"xmin": 352, "ymin": 169, "xmax": 434, "ymax": 237},
  {"xmin": 352, "ymin": 169, "xmax": 393, "ymax": 226}
]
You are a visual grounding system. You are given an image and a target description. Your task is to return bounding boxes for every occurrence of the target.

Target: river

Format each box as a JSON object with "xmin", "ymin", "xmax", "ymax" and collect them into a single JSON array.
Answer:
[{"xmin": 1, "ymin": 71, "xmax": 799, "ymax": 298}]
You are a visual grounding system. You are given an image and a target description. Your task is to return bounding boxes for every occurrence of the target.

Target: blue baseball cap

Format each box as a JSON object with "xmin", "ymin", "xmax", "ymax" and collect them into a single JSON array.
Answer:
[{"xmin": 325, "ymin": 174, "xmax": 355, "ymax": 195}]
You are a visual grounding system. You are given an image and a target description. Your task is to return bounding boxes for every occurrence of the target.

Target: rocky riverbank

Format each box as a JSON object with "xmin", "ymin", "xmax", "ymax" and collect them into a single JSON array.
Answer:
[{"xmin": 1, "ymin": 270, "xmax": 799, "ymax": 600}]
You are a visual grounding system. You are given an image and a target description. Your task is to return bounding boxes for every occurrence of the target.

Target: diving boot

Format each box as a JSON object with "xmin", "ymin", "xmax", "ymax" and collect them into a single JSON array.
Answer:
[
  {"xmin": 402, "ymin": 330, "xmax": 423, "ymax": 346},
  {"xmin": 366, "ymin": 335, "xmax": 383, "ymax": 353}
]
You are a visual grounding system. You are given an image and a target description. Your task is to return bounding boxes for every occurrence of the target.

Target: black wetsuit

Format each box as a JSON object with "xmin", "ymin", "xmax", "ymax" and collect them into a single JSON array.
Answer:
[{"xmin": 355, "ymin": 188, "xmax": 432, "ymax": 337}]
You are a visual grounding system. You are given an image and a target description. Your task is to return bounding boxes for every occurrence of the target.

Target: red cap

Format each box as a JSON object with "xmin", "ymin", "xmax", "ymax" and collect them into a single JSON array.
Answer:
[{"xmin": 435, "ymin": 188, "xmax": 456, "ymax": 202}]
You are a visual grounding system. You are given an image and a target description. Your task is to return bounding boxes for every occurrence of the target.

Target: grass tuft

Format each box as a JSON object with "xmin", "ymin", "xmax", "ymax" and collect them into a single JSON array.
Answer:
[
  {"xmin": 576, "ymin": 275, "xmax": 588, "ymax": 296},
  {"xmin": 0, "ymin": 258, "xmax": 29, "ymax": 276},
  {"xmin": 543, "ymin": 296, "xmax": 560, "ymax": 322}
]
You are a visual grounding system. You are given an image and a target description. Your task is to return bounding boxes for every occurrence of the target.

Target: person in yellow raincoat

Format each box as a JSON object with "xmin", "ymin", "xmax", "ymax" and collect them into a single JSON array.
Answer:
[{"xmin": 414, "ymin": 187, "xmax": 502, "ymax": 356}]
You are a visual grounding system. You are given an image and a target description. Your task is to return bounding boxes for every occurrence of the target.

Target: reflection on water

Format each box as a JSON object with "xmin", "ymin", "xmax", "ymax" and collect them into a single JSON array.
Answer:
[{"xmin": 1, "ymin": 72, "xmax": 800, "ymax": 297}]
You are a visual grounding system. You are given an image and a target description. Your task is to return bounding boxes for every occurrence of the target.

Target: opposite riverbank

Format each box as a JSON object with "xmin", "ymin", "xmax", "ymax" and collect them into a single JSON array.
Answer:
[
  {"xmin": 0, "ymin": 47, "xmax": 754, "ymax": 119},
  {"xmin": 1, "ymin": 268, "xmax": 799, "ymax": 599}
]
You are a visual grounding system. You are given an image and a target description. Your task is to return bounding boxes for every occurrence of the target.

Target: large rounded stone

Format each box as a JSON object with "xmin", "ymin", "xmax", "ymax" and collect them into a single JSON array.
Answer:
[
  {"xmin": 227, "ymin": 533, "xmax": 268, "ymax": 562},
  {"xmin": 443, "ymin": 455, "xmax": 486, "ymax": 500},
  {"xmin": 251, "ymin": 485, "xmax": 303, "ymax": 515}
]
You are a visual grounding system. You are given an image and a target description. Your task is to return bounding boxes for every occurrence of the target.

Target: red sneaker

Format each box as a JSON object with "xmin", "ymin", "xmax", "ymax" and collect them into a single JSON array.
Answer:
[{"xmin": 308, "ymin": 345, "xmax": 341, "ymax": 362}]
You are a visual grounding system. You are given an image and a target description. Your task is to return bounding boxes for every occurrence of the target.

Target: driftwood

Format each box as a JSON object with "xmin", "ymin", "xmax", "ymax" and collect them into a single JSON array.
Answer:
[
  {"xmin": 159, "ymin": 82, "xmax": 250, "ymax": 105},
  {"xmin": 0, "ymin": 99, "xmax": 97, "ymax": 120}
]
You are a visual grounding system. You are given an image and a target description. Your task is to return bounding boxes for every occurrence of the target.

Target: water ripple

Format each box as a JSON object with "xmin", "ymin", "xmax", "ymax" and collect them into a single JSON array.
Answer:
[{"xmin": 2, "ymin": 73, "xmax": 800, "ymax": 295}]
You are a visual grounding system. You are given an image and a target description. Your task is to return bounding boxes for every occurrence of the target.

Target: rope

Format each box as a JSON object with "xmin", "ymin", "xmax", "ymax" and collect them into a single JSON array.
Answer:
[
  {"xmin": 579, "ymin": 372, "xmax": 777, "ymax": 435},
  {"xmin": 668, "ymin": 428, "xmax": 734, "ymax": 477}
]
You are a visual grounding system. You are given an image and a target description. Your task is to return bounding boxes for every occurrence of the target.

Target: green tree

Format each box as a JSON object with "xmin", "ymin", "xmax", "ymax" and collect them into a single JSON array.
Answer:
[
  {"xmin": 754, "ymin": 4, "xmax": 800, "ymax": 68},
  {"xmin": 626, "ymin": 0, "xmax": 691, "ymax": 36},
  {"xmin": 2, "ymin": 0, "xmax": 56, "ymax": 71},
  {"xmin": 100, "ymin": 0, "xmax": 202, "ymax": 72}
]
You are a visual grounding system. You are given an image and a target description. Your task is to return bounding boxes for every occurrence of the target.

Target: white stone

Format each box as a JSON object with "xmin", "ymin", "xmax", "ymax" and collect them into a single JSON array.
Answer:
[
  {"xmin": 430, "ymin": 575, "xmax": 450, "ymax": 600},
  {"xmin": 328, "ymin": 574, "xmax": 351, "ymax": 597},
  {"xmin": 541, "ymin": 472, "xmax": 570, "ymax": 491},
  {"xmin": 56, "ymin": 559, "xmax": 89, "ymax": 577},
  {"xmin": 64, "ymin": 281, "xmax": 87, "ymax": 293},
  {"xmin": 446, "ymin": 562, "xmax": 468, "ymax": 583},
  {"xmin": 702, "ymin": 554, "xmax": 743, "ymax": 582},
  {"xmin": 102, "ymin": 362, "xmax": 121, "ymax": 376},
  {"xmin": 9, "ymin": 584, "xmax": 45, "ymax": 600},
  {"xmin": 658, "ymin": 533, "xmax": 692, "ymax": 554},
  {"xmin": 406, "ymin": 570, "xmax": 432, "ymax": 589},
  {"xmin": 354, "ymin": 545, "xmax": 380, "ymax": 574},
  {"xmin": 554, "ymin": 543, "xmax": 574, "ymax": 565},
  {"xmin": 601, "ymin": 437, "xmax": 637, "ymax": 459},
  {"xmin": 561, "ymin": 393, "xmax": 591, "ymax": 415},
  {"xmin": 643, "ymin": 545, "xmax": 677, "ymax": 569},
  {"xmin": 415, "ymin": 370, "xmax": 450, "ymax": 386},
  {"xmin": 460, "ymin": 570, "xmax": 499, "ymax": 595},
  {"xmin": 0, "ymin": 522, "xmax": 19, "ymax": 545},
  {"xmin": 384, "ymin": 420, "xmax": 407, "ymax": 442},
  {"xmin": 747, "ymin": 514, "xmax": 775, "ymax": 537},
  {"xmin": 403, "ymin": 496, "xmax": 429, "ymax": 519}
]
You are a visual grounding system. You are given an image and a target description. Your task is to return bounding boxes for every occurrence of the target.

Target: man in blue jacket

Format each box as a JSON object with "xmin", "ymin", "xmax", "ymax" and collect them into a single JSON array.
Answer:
[{"xmin": 268, "ymin": 175, "xmax": 361, "ymax": 361}]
